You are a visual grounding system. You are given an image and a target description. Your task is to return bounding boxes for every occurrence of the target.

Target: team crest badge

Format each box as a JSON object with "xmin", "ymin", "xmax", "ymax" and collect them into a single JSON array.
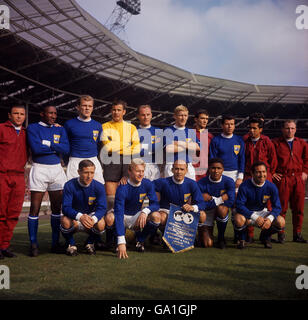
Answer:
[
  {"xmin": 220, "ymin": 189, "xmax": 226, "ymax": 195},
  {"xmin": 88, "ymin": 197, "xmax": 96, "ymax": 205},
  {"xmin": 93, "ymin": 130, "xmax": 99, "ymax": 141},
  {"xmin": 53, "ymin": 134, "xmax": 60, "ymax": 144},
  {"xmin": 139, "ymin": 193, "xmax": 147, "ymax": 203},
  {"xmin": 184, "ymin": 193, "xmax": 191, "ymax": 203},
  {"xmin": 263, "ymin": 195, "xmax": 270, "ymax": 203},
  {"xmin": 234, "ymin": 145, "xmax": 241, "ymax": 155}
]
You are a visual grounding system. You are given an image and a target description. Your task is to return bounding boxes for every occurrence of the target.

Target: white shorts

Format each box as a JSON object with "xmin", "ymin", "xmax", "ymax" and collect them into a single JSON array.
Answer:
[
  {"xmin": 223, "ymin": 170, "xmax": 239, "ymax": 192},
  {"xmin": 248, "ymin": 209, "xmax": 270, "ymax": 227},
  {"xmin": 124, "ymin": 211, "xmax": 143, "ymax": 230},
  {"xmin": 29, "ymin": 163, "xmax": 67, "ymax": 192},
  {"xmin": 66, "ymin": 156, "xmax": 105, "ymax": 184},
  {"xmin": 144, "ymin": 163, "xmax": 161, "ymax": 181},
  {"xmin": 76, "ymin": 212, "xmax": 99, "ymax": 232},
  {"xmin": 164, "ymin": 163, "xmax": 196, "ymax": 180}
]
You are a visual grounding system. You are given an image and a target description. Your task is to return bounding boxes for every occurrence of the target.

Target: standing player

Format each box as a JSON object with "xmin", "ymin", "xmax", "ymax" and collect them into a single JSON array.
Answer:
[
  {"xmin": 64, "ymin": 95, "xmax": 104, "ymax": 184},
  {"xmin": 272, "ymin": 120, "xmax": 308, "ymax": 243},
  {"xmin": 27, "ymin": 106, "xmax": 70, "ymax": 256},
  {"xmin": 101, "ymin": 100, "xmax": 140, "ymax": 212},
  {"xmin": 114, "ymin": 158, "xmax": 160, "ymax": 258},
  {"xmin": 197, "ymin": 158, "xmax": 236, "ymax": 249},
  {"xmin": 164, "ymin": 105, "xmax": 200, "ymax": 180},
  {"xmin": 154, "ymin": 160, "xmax": 206, "ymax": 235},
  {"xmin": 61, "ymin": 160, "xmax": 110, "ymax": 256},
  {"xmin": 193, "ymin": 109, "xmax": 214, "ymax": 181},
  {"xmin": 209, "ymin": 115, "xmax": 245, "ymax": 188},
  {"xmin": 137, "ymin": 104, "xmax": 161, "ymax": 181},
  {"xmin": 0, "ymin": 106, "xmax": 28, "ymax": 259},
  {"xmin": 234, "ymin": 162, "xmax": 284, "ymax": 249},
  {"xmin": 244, "ymin": 117, "xmax": 277, "ymax": 242}
]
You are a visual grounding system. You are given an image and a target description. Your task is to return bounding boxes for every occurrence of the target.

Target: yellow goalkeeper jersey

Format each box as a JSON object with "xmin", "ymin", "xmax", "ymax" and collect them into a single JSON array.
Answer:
[{"xmin": 101, "ymin": 120, "xmax": 140, "ymax": 156}]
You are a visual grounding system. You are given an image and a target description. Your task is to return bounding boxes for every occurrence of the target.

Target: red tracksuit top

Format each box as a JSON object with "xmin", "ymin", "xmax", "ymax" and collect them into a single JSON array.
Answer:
[
  {"xmin": 245, "ymin": 135, "xmax": 277, "ymax": 177},
  {"xmin": 272, "ymin": 136, "xmax": 308, "ymax": 176},
  {"xmin": 0, "ymin": 120, "xmax": 28, "ymax": 174}
]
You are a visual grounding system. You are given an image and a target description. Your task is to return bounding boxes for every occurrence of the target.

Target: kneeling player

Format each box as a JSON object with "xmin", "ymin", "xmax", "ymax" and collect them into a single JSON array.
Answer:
[
  {"xmin": 61, "ymin": 160, "xmax": 111, "ymax": 255},
  {"xmin": 197, "ymin": 158, "xmax": 235, "ymax": 249},
  {"xmin": 114, "ymin": 158, "xmax": 160, "ymax": 259},
  {"xmin": 234, "ymin": 161, "xmax": 285, "ymax": 249},
  {"xmin": 154, "ymin": 160, "xmax": 206, "ymax": 240}
]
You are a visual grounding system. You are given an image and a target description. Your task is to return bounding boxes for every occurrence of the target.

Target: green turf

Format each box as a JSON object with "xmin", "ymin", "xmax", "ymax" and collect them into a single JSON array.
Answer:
[{"xmin": 1, "ymin": 207, "xmax": 308, "ymax": 300}]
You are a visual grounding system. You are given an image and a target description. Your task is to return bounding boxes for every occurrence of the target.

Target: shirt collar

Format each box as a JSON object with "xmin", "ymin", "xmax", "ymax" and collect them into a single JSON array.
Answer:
[
  {"xmin": 139, "ymin": 125, "xmax": 151, "ymax": 129},
  {"xmin": 209, "ymin": 175, "xmax": 222, "ymax": 183},
  {"xmin": 77, "ymin": 178, "xmax": 91, "ymax": 188},
  {"xmin": 251, "ymin": 178, "xmax": 265, "ymax": 188},
  {"xmin": 128, "ymin": 179, "xmax": 142, "ymax": 187},
  {"xmin": 77, "ymin": 116, "xmax": 91, "ymax": 122},
  {"xmin": 172, "ymin": 176, "xmax": 184, "ymax": 184},
  {"xmin": 39, "ymin": 121, "xmax": 53, "ymax": 127},
  {"xmin": 173, "ymin": 125, "xmax": 186, "ymax": 130},
  {"xmin": 221, "ymin": 133, "xmax": 233, "ymax": 139}
]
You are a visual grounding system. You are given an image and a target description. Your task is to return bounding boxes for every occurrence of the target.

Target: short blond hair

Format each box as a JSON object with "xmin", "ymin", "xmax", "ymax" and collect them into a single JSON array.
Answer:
[
  {"xmin": 78, "ymin": 95, "xmax": 94, "ymax": 106},
  {"xmin": 129, "ymin": 158, "xmax": 146, "ymax": 170},
  {"xmin": 174, "ymin": 105, "xmax": 188, "ymax": 115}
]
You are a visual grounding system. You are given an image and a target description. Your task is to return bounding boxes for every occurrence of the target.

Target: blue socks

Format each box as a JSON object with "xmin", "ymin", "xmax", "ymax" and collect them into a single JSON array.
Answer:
[
  {"xmin": 28, "ymin": 215, "xmax": 39, "ymax": 245},
  {"xmin": 136, "ymin": 220, "xmax": 160, "ymax": 243},
  {"xmin": 50, "ymin": 214, "xmax": 61, "ymax": 247},
  {"xmin": 216, "ymin": 215, "xmax": 229, "ymax": 241}
]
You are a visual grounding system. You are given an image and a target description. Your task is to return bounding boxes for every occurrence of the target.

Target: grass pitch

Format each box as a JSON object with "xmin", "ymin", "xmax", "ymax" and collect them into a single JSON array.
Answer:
[{"xmin": 1, "ymin": 207, "xmax": 308, "ymax": 300}]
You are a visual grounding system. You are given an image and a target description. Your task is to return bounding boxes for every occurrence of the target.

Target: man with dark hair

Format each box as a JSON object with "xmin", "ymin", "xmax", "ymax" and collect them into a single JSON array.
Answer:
[
  {"xmin": 197, "ymin": 158, "xmax": 235, "ymax": 249},
  {"xmin": 61, "ymin": 159, "xmax": 110, "ymax": 256},
  {"xmin": 101, "ymin": 99, "xmax": 140, "ymax": 212},
  {"xmin": 0, "ymin": 106, "xmax": 28, "ymax": 259},
  {"xmin": 193, "ymin": 109, "xmax": 214, "ymax": 181},
  {"xmin": 244, "ymin": 117, "xmax": 277, "ymax": 242},
  {"xmin": 209, "ymin": 115, "xmax": 245, "ymax": 189},
  {"xmin": 234, "ymin": 161, "xmax": 284, "ymax": 249},
  {"xmin": 272, "ymin": 120, "xmax": 308, "ymax": 243},
  {"xmin": 27, "ymin": 105, "xmax": 70, "ymax": 256}
]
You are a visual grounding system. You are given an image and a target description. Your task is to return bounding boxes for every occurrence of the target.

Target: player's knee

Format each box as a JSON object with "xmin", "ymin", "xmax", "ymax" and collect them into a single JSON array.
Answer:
[
  {"xmin": 96, "ymin": 218, "xmax": 106, "ymax": 232},
  {"xmin": 276, "ymin": 215, "xmax": 285, "ymax": 229},
  {"xmin": 61, "ymin": 216, "xmax": 73, "ymax": 229},
  {"xmin": 159, "ymin": 211, "xmax": 167, "ymax": 226},
  {"xmin": 150, "ymin": 211, "xmax": 161, "ymax": 224},
  {"xmin": 105, "ymin": 212, "xmax": 115, "ymax": 227},
  {"xmin": 199, "ymin": 210, "xmax": 206, "ymax": 223},
  {"xmin": 216, "ymin": 205, "xmax": 229, "ymax": 219},
  {"xmin": 234, "ymin": 213, "xmax": 245, "ymax": 227}
]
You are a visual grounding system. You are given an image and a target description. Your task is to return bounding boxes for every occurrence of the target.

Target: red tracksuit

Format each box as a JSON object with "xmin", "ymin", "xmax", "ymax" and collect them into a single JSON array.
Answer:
[
  {"xmin": 194, "ymin": 129, "xmax": 213, "ymax": 181},
  {"xmin": 0, "ymin": 121, "xmax": 28, "ymax": 250},
  {"xmin": 272, "ymin": 136, "xmax": 308, "ymax": 235},
  {"xmin": 244, "ymin": 134, "xmax": 277, "ymax": 181}
]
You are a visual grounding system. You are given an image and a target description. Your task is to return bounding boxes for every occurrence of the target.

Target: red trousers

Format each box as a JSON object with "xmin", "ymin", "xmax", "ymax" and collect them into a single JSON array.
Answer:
[
  {"xmin": 0, "ymin": 173, "xmax": 25, "ymax": 249},
  {"xmin": 274, "ymin": 175, "xmax": 305, "ymax": 235}
]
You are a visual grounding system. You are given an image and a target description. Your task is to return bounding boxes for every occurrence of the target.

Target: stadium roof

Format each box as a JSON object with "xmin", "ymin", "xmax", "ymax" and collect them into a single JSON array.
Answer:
[{"xmin": 0, "ymin": 0, "xmax": 308, "ymax": 135}]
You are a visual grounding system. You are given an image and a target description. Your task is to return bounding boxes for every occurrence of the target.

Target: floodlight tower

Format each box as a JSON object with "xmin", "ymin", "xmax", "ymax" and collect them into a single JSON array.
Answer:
[{"xmin": 105, "ymin": 0, "xmax": 141, "ymax": 40}]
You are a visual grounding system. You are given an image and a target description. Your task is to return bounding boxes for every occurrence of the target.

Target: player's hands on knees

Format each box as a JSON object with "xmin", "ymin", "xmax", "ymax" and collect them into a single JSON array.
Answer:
[
  {"xmin": 255, "ymin": 216, "xmax": 265, "ymax": 228},
  {"xmin": 80, "ymin": 214, "xmax": 95, "ymax": 229},
  {"xmin": 221, "ymin": 193, "xmax": 229, "ymax": 201},
  {"xmin": 182, "ymin": 204, "xmax": 194, "ymax": 212},
  {"xmin": 117, "ymin": 244, "xmax": 128, "ymax": 259},
  {"xmin": 261, "ymin": 218, "xmax": 271, "ymax": 230},
  {"xmin": 136, "ymin": 212, "xmax": 147, "ymax": 229},
  {"xmin": 202, "ymin": 193, "xmax": 212, "ymax": 201}
]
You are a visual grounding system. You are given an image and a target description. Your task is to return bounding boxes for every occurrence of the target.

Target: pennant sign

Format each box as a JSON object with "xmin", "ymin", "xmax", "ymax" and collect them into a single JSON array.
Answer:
[{"xmin": 162, "ymin": 204, "xmax": 199, "ymax": 253}]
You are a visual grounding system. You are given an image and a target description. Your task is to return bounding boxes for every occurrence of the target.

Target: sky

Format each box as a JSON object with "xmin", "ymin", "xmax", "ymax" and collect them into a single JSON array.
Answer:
[{"xmin": 76, "ymin": 0, "xmax": 308, "ymax": 87}]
